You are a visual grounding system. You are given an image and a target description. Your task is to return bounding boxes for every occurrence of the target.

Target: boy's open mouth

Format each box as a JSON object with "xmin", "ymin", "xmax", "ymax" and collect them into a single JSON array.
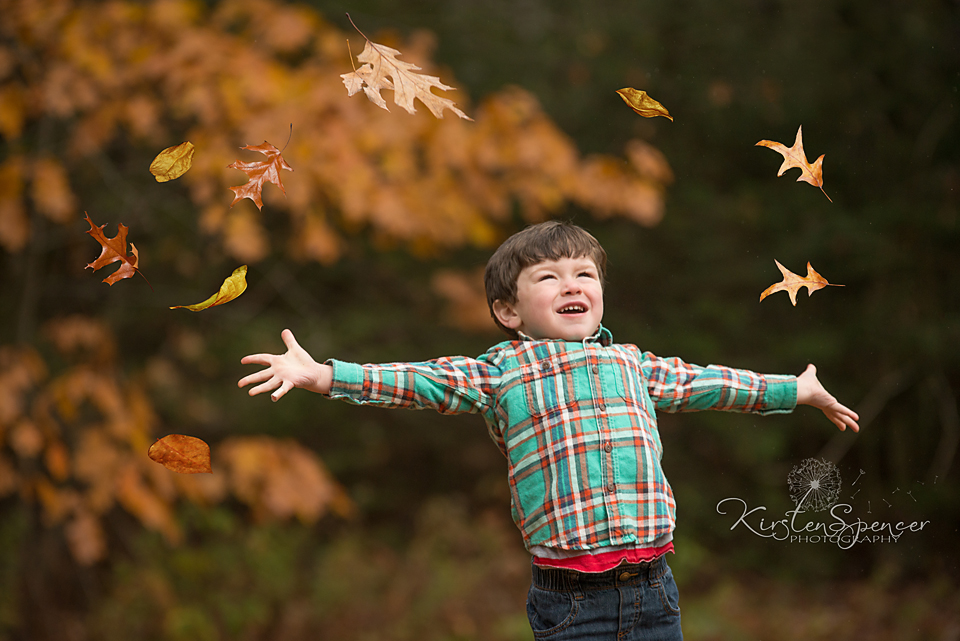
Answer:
[{"xmin": 557, "ymin": 303, "xmax": 587, "ymax": 314}]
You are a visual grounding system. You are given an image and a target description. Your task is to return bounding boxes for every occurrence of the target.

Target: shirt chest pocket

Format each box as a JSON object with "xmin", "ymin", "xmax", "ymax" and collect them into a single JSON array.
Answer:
[{"xmin": 522, "ymin": 358, "xmax": 581, "ymax": 417}]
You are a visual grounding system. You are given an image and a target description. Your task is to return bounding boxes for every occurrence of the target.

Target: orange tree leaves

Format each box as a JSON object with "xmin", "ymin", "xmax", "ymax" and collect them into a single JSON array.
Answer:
[
  {"xmin": 0, "ymin": 0, "xmax": 671, "ymax": 263},
  {"xmin": 756, "ymin": 126, "xmax": 832, "ymax": 202},
  {"xmin": 0, "ymin": 316, "xmax": 351, "ymax": 565},
  {"xmin": 228, "ymin": 142, "xmax": 294, "ymax": 210},
  {"xmin": 760, "ymin": 260, "xmax": 843, "ymax": 306}
]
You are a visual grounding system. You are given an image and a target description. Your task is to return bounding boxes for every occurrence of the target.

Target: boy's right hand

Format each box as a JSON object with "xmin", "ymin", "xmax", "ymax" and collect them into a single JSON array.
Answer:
[{"xmin": 238, "ymin": 329, "xmax": 332, "ymax": 401}]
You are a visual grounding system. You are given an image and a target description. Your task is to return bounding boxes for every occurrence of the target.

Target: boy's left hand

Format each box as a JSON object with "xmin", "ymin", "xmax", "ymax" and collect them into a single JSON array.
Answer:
[{"xmin": 796, "ymin": 364, "xmax": 860, "ymax": 432}]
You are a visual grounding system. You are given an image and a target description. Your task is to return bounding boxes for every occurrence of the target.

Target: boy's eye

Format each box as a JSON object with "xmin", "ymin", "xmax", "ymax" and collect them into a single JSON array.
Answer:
[{"xmin": 538, "ymin": 274, "xmax": 556, "ymax": 281}]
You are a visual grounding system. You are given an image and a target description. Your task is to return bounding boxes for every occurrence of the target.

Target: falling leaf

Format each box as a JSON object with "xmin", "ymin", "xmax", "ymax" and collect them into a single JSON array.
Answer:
[
  {"xmin": 756, "ymin": 126, "xmax": 832, "ymax": 202},
  {"xmin": 340, "ymin": 18, "xmax": 471, "ymax": 120},
  {"xmin": 169, "ymin": 265, "xmax": 248, "ymax": 311},
  {"xmin": 616, "ymin": 88, "xmax": 673, "ymax": 121},
  {"xmin": 84, "ymin": 212, "xmax": 148, "ymax": 286},
  {"xmin": 148, "ymin": 434, "xmax": 212, "ymax": 474},
  {"xmin": 760, "ymin": 260, "xmax": 843, "ymax": 306},
  {"xmin": 149, "ymin": 141, "xmax": 195, "ymax": 182},
  {"xmin": 228, "ymin": 141, "xmax": 294, "ymax": 210}
]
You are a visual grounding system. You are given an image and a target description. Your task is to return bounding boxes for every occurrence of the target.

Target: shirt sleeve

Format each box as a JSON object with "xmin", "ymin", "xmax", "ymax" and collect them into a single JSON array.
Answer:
[
  {"xmin": 638, "ymin": 351, "xmax": 797, "ymax": 415},
  {"xmin": 323, "ymin": 353, "xmax": 502, "ymax": 418}
]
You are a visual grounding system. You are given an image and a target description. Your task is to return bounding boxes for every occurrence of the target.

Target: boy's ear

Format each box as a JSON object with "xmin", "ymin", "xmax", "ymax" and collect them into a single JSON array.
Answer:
[{"xmin": 492, "ymin": 299, "xmax": 521, "ymax": 330}]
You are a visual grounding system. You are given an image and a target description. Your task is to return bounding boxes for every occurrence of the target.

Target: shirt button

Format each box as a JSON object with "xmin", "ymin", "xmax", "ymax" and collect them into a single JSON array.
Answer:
[
  {"xmin": 598, "ymin": 402, "xmax": 606, "ymax": 411},
  {"xmin": 541, "ymin": 362, "xmax": 551, "ymax": 371},
  {"xmin": 604, "ymin": 443, "xmax": 613, "ymax": 453},
  {"xmin": 607, "ymin": 483, "xmax": 615, "ymax": 493},
  {"xmin": 592, "ymin": 365, "xmax": 599, "ymax": 374}
]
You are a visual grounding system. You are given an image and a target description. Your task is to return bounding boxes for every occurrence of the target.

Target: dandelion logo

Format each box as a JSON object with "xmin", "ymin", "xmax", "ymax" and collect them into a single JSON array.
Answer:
[{"xmin": 787, "ymin": 458, "xmax": 842, "ymax": 512}]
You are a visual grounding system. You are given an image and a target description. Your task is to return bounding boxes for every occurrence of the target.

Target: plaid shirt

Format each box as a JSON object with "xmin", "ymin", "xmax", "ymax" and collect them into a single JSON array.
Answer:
[{"xmin": 326, "ymin": 325, "xmax": 796, "ymax": 553}]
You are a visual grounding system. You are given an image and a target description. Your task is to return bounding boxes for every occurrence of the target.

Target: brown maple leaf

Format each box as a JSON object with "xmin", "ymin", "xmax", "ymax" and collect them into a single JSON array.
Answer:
[
  {"xmin": 148, "ymin": 434, "xmax": 212, "ymax": 474},
  {"xmin": 84, "ymin": 212, "xmax": 149, "ymax": 287},
  {"xmin": 760, "ymin": 260, "xmax": 843, "ymax": 306},
  {"xmin": 340, "ymin": 16, "xmax": 472, "ymax": 121},
  {"xmin": 228, "ymin": 141, "xmax": 293, "ymax": 210},
  {"xmin": 756, "ymin": 126, "xmax": 832, "ymax": 202}
]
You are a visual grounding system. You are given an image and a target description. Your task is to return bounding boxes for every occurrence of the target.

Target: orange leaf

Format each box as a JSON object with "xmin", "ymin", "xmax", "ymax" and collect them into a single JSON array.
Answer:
[
  {"xmin": 169, "ymin": 265, "xmax": 247, "ymax": 311},
  {"xmin": 616, "ymin": 88, "xmax": 673, "ymax": 121},
  {"xmin": 149, "ymin": 141, "xmax": 195, "ymax": 182},
  {"xmin": 341, "ymin": 18, "xmax": 472, "ymax": 120},
  {"xmin": 756, "ymin": 126, "xmax": 832, "ymax": 202},
  {"xmin": 83, "ymin": 212, "xmax": 146, "ymax": 286},
  {"xmin": 148, "ymin": 434, "xmax": 212, "ymax": 474},
  {"xmin": 228, "ymin": 141, "xmax": 293, "ymax": 210},
  {"xmin": 760, "ymin": 260, "xmax": 843, "ymax": 306}
]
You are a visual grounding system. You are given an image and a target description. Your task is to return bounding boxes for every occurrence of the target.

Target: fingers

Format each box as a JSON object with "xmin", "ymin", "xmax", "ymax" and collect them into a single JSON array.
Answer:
[
  {"xmin": 271, "ymin": 380, "xmax": 293, "ymax": 402},
  {"xmin": 248, "ymin": 376, "xmax": 282, "ymax": 397},
  {"xmin": 238, "ymin": 367, "xmax": 273, "ymax": 390},
  {"xmin": 281, "ymin": 328, "xmax": 300, "ymax": 352}
]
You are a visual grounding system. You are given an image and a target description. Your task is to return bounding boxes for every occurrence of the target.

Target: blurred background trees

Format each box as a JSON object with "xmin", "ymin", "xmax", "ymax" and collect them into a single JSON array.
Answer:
[{"xmin": 1, "ymin": 0, "xmax": 958, "ymax": 639}]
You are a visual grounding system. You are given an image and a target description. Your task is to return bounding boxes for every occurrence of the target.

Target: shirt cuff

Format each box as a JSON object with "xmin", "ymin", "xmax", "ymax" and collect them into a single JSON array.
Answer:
[
  {"xmin": 324, "ymin": 359, "xmax": 366, "ymax": 401},
  {"xmin": 759, "ymin": 375, "xmax": 798, "ymax": 414}
]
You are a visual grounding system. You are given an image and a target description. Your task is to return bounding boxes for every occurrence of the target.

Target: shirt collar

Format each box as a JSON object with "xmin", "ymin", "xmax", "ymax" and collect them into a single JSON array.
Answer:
[{"xmin": 516, "ymin": 324, "xmax": 613, "ymax": 346}]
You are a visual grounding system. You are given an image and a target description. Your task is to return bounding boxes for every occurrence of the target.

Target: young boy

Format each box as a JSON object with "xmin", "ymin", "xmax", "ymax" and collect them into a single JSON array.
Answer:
[{"xmin": 238, "ymin": 220, "xmax": 859, "ymax": 640}]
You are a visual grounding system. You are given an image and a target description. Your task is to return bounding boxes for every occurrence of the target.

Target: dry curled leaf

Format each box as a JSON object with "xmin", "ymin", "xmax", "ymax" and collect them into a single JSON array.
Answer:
[
  {"xmin": 149, "ymin": 141, "xmax": 195, "ymax": 182},
  {"xmin": 760, "ymin": 260, "xmax": 843, "ymax": 306},
  {"xmin": 340, "ymin": 20, "xmax": 471, "ymax": 120},
  {"xmin": 170, "ymin": 265, "xmax": 248, "ymax": 311},
  {"xmin": 84, "ymin": 212, "xmax": 147, "ymax": 286},
  {"xmin": 228, "ymin": 141, "xmax": 293, "ymax": 210},
  {"xmin": 756, "ymin": 126, "xmax": 832, "ymax": 202},
  {"xmin": 148, "ymin": 434, "xmax": 212, "ymax": 474},
  {"xmin": 616, "ymin": 88, "xmax": 673, "ymax": 121}
]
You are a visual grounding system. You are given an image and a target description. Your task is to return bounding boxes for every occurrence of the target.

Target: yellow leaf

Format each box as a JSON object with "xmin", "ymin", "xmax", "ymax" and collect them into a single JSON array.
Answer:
[
  {"xmin": 756, "ymin": 126, "xmax": 832, "ymax": 202},
  {"xmin": 169, "ymin": 265, "xmax": 247, "ymax": 311},
  {"xmin": 149, "ymin": 141, "xmax": 195, "ymax": 182},
  {"xmin": 759, "ymin": 260, "xmax": 843, "ymax": 306},
  {"xmin": 147, "ymin": 434, "xmax": 212, "ymax": 474},
  {"xmin": 616, "ymin": 88, "xmax": 673, "ymax": 121}
]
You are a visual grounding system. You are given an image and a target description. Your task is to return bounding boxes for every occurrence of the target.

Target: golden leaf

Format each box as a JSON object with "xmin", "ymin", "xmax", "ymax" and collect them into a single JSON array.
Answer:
[
  {"xmin": 149, "ymin": 141, "xmax": 195, "ymax": 182},
  {"xmin": 341, "ymin": 32, "xmax": 472, "ymax": 120},
  {"xmin": 169, "ymin": 265, "xmax": 248, "ymax": 311},
  {"xmin": 756, "ymin": 126, "xmax": 832, "ymax": 202},
  {"xmin": 616, "ymin": 88, "xmax": 673, "ymax": 121},
  {"xmin": 759, "ymin": 260, "xmax": 843, "ymax": 306},
  {"xmin": 147, "ymin": 434, "xmax": 212, "ymax": 474}
]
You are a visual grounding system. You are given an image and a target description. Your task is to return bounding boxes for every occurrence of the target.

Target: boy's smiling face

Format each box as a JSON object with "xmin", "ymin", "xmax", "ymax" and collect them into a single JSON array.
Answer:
[{"xmin": 492, "ymin": 256, "xmax": 604, "ymax": 341}]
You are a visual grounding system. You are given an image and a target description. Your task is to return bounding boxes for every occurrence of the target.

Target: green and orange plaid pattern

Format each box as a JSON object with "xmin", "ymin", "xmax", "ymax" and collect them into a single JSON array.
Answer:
[{"xmin": 326, "ymin": 325, "xmax": 796, "ymax": 553}]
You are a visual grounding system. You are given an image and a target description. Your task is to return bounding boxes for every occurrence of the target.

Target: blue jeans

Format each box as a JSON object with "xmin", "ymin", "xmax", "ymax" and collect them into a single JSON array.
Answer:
[{"xmin": 526, "ymin": 556, "xmax": 683, "ymax": 640}]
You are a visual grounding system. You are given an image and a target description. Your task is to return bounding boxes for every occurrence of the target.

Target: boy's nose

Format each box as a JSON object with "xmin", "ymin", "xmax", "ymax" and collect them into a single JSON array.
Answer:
[{"xmin": 561, "ymin": 279, "xmax": 582, "ymax": 294}]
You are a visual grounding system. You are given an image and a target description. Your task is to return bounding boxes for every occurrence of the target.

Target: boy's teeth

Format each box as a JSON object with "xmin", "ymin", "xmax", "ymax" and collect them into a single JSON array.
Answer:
[{"xmin": 560, "ymin": 305, "xmax": 585, "ymax": 314}]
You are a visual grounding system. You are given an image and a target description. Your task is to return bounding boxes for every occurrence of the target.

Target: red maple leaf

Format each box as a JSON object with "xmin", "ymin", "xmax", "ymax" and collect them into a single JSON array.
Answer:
[{"xmin": 227, "ymin": 141, "xmax": 294, "ymax": 210}]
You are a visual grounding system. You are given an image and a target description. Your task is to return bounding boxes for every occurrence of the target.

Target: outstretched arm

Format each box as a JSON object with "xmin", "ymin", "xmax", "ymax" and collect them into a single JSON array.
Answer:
[
  {"xmin": 796, "ymin": 364, "xmax": 859, "ymax": 432},
  {"xmin": 238, "ymin": 329, "xmax": 332, "ymax": 401}
]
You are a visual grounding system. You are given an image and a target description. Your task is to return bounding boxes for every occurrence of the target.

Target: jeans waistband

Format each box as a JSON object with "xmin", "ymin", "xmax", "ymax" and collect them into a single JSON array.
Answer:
[{"xmin": 531, "ymin": 555, "xmax": 668, "ymax": 591}]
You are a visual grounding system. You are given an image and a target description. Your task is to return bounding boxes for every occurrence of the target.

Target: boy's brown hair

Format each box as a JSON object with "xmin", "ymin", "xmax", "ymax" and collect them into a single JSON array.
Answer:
[{"xmin": 484, "ymin": 220, "xmax": 607, "ymax": 338}]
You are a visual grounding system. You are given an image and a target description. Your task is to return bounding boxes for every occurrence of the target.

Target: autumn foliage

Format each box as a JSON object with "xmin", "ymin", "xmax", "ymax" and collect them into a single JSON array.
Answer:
[{"xmin": 0, "ymin": 0, "xmax": 673, "ymax": 570}]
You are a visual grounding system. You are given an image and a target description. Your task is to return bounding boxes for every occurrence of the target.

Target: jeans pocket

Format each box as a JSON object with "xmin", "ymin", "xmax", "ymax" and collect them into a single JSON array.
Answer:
[
  {"xmin": 653, "ymin": 565, "xmax": 682, "ymax": 616},
  {"xmin": 526, "ymin": 584, "xmax": 580, "ymax": 638}
]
